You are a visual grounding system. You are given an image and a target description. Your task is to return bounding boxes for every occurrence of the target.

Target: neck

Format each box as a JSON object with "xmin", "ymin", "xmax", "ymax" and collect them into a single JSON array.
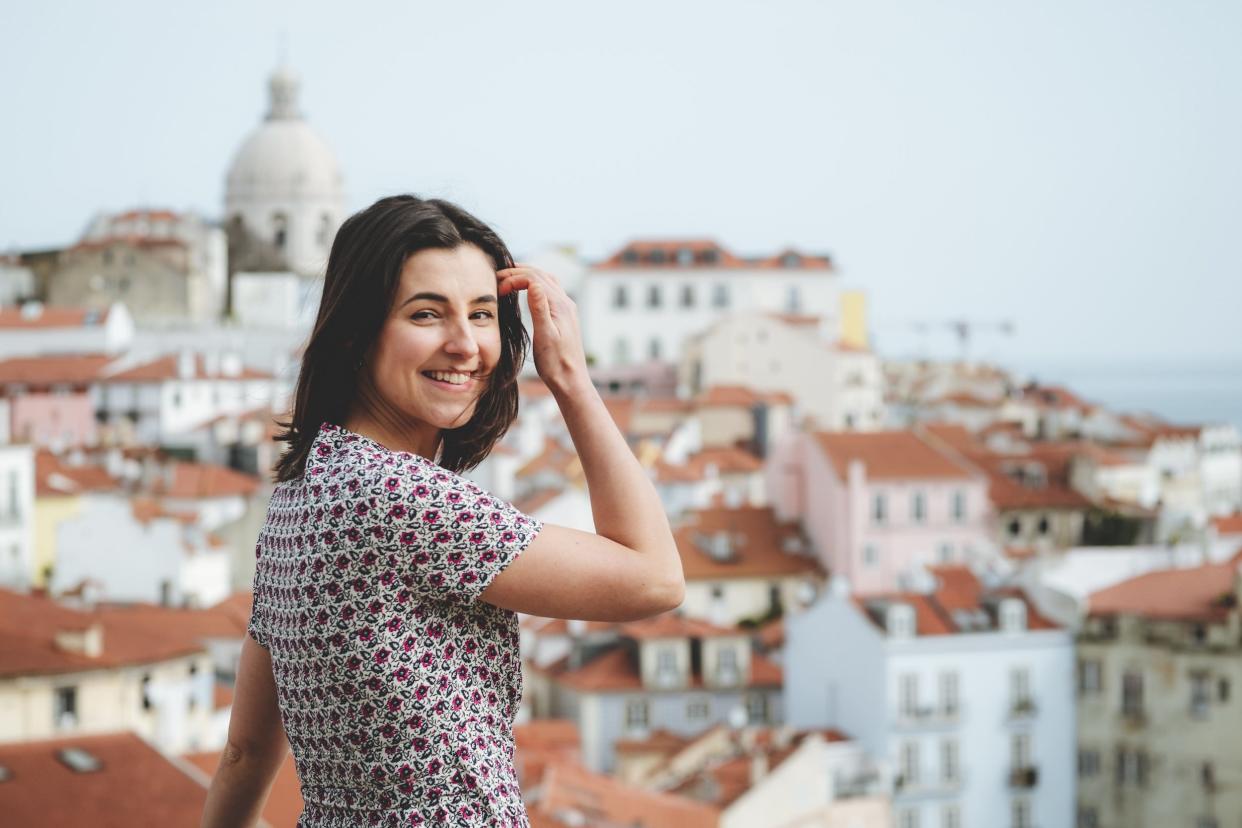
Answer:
[{"xmin": 341, "ymin": 407, "xmax": 441, "ymax": 461}]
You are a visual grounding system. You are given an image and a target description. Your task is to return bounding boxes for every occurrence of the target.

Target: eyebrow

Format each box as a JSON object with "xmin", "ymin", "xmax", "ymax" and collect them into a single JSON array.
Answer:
[{"xmin": 400, "ymin": 292, "xmax": 497, "ymax": 308}]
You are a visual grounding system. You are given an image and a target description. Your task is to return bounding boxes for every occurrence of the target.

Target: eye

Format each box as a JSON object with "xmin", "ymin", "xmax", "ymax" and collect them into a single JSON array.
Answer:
[
  {"xmin": 410, "ymin": 310, "xmax": 437, "ymax": 321},
  {"xmin": 470, "ymin": 310, "xmax": 495, "ymax": 321}
]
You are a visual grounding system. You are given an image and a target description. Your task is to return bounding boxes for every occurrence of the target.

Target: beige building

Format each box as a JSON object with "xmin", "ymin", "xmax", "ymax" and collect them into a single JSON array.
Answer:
[
  {"xmin": 0, "ymin": 587, "xmax": 217, "ymax": 754},
  {"xmin": 1076, "ymin": 551, "xmax": 1242, "ymax": 828},
  {"xmin": 48, "ymin": 209, "xmax": 227, "ymax": 325}
]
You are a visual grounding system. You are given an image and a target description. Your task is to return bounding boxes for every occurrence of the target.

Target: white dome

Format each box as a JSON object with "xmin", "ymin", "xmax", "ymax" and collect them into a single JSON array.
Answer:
[{"xmin": 225, "ymin": 68, "xmax": 344, "ymax": 202}]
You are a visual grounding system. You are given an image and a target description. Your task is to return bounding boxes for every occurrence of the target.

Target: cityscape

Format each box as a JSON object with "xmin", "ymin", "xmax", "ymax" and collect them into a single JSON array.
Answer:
[{"xmin": 2, "ymin": 13, "xmax": 1242, "ymax": 827}]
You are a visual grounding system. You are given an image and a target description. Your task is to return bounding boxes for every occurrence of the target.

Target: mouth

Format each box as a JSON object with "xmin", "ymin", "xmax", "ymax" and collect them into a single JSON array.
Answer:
[{"xmin": 421, "ymin": 370, "xmax": 478, "ymax": 390}]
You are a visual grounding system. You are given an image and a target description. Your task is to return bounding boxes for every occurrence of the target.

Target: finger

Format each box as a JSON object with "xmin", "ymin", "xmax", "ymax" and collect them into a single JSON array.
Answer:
[{"xmin": 526, "ymin": 279, "xmax": 557, "ymax": 334}]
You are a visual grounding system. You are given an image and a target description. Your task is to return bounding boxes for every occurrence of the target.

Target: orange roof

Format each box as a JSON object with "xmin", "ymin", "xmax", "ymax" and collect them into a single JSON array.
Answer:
[
  {"xmin": 933, "ymin": 391, "xmax": 997, "ymax": 408},
  {"xmin": 513, "ymin": 719, "xmax": 581, "ymax": 788},
  {"xmin": 185, "ymin": 748, "xmax": 303, "ymax": 828},
  {"xmin": 1088, "ymin": 551, "xmax": 1242, "ymax": 622},
  {"xmin": 0, "ymin": 306, "xmax": 112, "ymax": 330},
  {"xmin": 756, "ymin": 617, "xmax": 785, "ymax": 650},
  {"xmin": 852, "ymin": 567, "xmax": 1060, "ymax": 637},
  {"xmin": 602, "ymin": 396, "xmax": 636, "ymax": 433},
  {"xmin": 619, "ymin": 612, "xmax": 742, "ymax": 640},
  {"xmin": 518, "ymin": 378, "xmax": 553, "ymax": 399},
  {"xmin": 516, "ymin": 437, "xmax": 580, "ymax": 480},
  {"xmin": 130, "ymin": 497, "xmax": 198, "ymax": 526},
  {"xmin": 614, "ymin": 727, "xmax": 692, "ymax": 755},
  {"xmin": 698, "ymin": 385, "xmax": 793, "ymax": 408},
  {"xmin": 102, "ymin": 353, "xmax": 272, "ymax": 382},
  {"xmin": 535, "ymin": 760, "xmax": 719, "ymax": 828},
  {"xmin": 0, "ymin": 732, "xmax": 208, "ymax": 825},
  {"xmin": 35, "ymin": 451, "xmax": 120, "ymax": 497},
  {"xmin": 548, "ymin": 641, "xmax": 783, "ymax": 692},
  {"xmin": 156, "ymin": 461, "xmax": 261, "ymax": 499},
  {"xmin": 814, "ymin": 430, "xmax": 977, "ymax": 481},
  {"xmin": 595, "ymin": 239, "xmax": 746, "ymax": 269},
  {"xmin": 674, "ymin": 506, "xmax": 824, "ymax": 581},
  {"xmin": 513, "ymin": 488, "xmax": 564, "ymax": 515},
  {"xmin": 1212, "ymin": 514, "xmax": 1242, "ymax": 535},
  {"xmin": 0, "ymin": 353, "xmax": 116, "ymax": 386},
  {"xmin": 96, "ymin": 590, "xmax": 253, "ymax": 642},
  {"xmin": 766, "ymin": 312, "xmax": 822, "ymax": 328}
]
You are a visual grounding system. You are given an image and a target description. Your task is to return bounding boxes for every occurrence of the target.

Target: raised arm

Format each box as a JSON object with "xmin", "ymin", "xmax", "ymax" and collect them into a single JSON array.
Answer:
[
  {"xmin": 199, "ymin": 634, "xmax": 289, "ymax": 828},
  {"xmin": 479, "ymin": 265, "xmax": 684, "ymax": 621}
]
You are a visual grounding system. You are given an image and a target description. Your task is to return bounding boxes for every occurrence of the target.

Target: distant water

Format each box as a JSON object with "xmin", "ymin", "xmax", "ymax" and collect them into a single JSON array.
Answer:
[{"xmin": 1008, "ymin": 356, "xmax": 1242, "ymax": 431}]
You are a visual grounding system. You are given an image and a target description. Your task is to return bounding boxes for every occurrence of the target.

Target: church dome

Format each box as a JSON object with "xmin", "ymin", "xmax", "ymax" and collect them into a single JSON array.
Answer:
[{"xmin": 225, "ymin": 68, "xmax": 344, "ymax": 202}]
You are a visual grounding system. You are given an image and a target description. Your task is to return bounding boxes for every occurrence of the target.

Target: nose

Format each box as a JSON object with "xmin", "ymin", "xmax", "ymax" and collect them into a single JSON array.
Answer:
[{"xmin": 443, "ymin": 315, "xmax": 480, "ymax": 360}]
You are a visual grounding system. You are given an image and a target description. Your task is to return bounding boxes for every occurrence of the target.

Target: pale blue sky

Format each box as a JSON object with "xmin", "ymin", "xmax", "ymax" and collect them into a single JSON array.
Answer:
[{"xmin": 2, "ymin": 0, "xmax": 1239, "ymax": 365}]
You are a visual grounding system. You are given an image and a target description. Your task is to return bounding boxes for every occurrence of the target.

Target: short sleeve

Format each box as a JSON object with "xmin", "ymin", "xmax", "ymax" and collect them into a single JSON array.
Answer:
[
  {"xmin": 247, "ymin": 541, "xmax": 270, "ymax": 649},
  {"xmin": 384, "ymin": 460, "xmax": 542, "ymax": 604}
]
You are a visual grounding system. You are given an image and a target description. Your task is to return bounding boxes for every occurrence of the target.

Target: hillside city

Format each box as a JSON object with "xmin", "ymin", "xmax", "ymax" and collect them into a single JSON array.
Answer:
[{"xmin": 1, "ymin": 67, "xmax": 1240, "ymax": 828}]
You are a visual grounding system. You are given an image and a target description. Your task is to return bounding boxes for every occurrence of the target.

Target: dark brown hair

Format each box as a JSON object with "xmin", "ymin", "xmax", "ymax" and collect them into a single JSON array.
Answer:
[{"xmin": 272, "ymin": 195, "xmax": 528, "ymax": 482}]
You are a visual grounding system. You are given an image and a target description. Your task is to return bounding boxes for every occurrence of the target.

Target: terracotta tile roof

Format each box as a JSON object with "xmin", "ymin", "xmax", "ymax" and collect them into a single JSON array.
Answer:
[
  {"xmin": 534, "ymin": 760, "xmax": 720, "ymax": 828},
  {"xmin": 1087, "ymin": 551, "xmax": 1242, "ymax": 622},
  {"xmin": 765, "ymin": 312, "xmax": 822, "ymax": 328},
  {"xmin": 674, "ymin": 506, "xmax": 823, "ymax": 581},
  {"xmin": 919, "ymin": 428, "xmax": 1092, "ymax": 510},
  {"xmin": 852, "ymin": 567, "xmax": 1060, "ymax": 637},
  {"xmin": 155, "ymin": 461, "xmax": 261, "ymax": 499},
  {"xmin": 513, "ymin": 719, "xmax": 581, "ymax": 788},
  {"xmin": 549, "ymin": 641, "xmax": 783, "ymax": 692},
  {"xmin": 35, "ymin": 451, "xmax": 121, "ymax": 497},
  {"xmin": 130, "ymin": 497, "xmax": 198, "ymax": 526},
  {"xmin": 0, "ymin": 732, "xmax": 208, "ymax": 826},
  {"xmin": 0, "ymin": 306, "xmax": 112, "ymax": 330},
  {"xmin": 933, "ymin": 391, "xmax": 998, "ymax": 408},
  {"xmin": 512, "ymin": 488, "xmax": 564, "ymax": 515},
  {"xmin": 516, "ymin": 437, "xmax": 581, "ymax": 481},
  {"xmin": 614, "ymin": 728, "xmax": 692, "ymax": 755},
  {"xmin": 519, "ymin": 616, "xmax": 615, "ymax": 636},
  {"xmin": 814, "ymin": 430, "xmax": 977, "ymax": 481},
  {"xmin": 0, "ymin": 353, "xmax": 117, "ymax": 386},
  {"xmin": 518, "ymin": 378, "xmax": 553, "ymax": 399},
  {"xmin": 756, "ymin": 617, "xmax": 784, "ymax": 650},
  {"xmin": 1213, "ymin": 514, "xmax": 1242, "ymax": 535},
  {"xmin": 595, "ymin": 239, "xmax": 745, "ymax": 270},
  {"xmin": 102, "ymin": 353, "xmax": 272, "ymax": 382},
  {"xmin": 697, "ymin": 385, "xmax": 794, "ymax": 408},
  {"xmin": 185, "ymin": 748, "xmax": 303, "ymax": 828},
  {"xmin": 619, "ymin": 612, "xmax": 742, "ymax": 640},
  {"xmin": 95, "ymin": 590, "xmax": 253, "ymax": 641},
  {"xmin": 212, "ymin": 681, "xmax": 234, "ymax": 711},
  {"xmin": 602, "ymin": 397, "xmax": 636, "ymax": 433},
  {"xmin": 918, "ymin": 423, "xmax": 981, "ymax": 454},
  {"xmin": 1022, "ymin": 384, "xmax": 1093, "ymax": 412}
]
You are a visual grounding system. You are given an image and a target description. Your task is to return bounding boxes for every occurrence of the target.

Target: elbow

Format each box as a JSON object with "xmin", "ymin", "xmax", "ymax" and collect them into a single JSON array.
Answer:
[{"xmin": 647, "ymin": 574, "xmax": 685, "ymax": 616}]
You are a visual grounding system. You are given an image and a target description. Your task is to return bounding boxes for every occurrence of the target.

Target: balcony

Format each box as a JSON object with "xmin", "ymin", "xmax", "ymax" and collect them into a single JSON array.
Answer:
[
  {"xmin": 1008, "ymin": 765, "xmax": 1039, "ymax": 788},
  {"xmin": 1120, "ymin": 706, "xmax": 1147, "ymax": 728},
  {"xmin": 894, "ymin": 705, "xmax": 960, "ymax": 730},
  {"xmin": 1008, "ymin": 697, "xmax": 1037, "ymax": 720}
]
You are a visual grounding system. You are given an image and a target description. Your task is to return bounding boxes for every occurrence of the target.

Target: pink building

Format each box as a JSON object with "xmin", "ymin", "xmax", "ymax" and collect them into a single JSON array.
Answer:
[
  {"xmin": 768, "ymin": 430, "xmax": 995, "ymax": 594},
  {"xmin": 0, "ymin": 354, "xmax": 115, "ymax": 448}
]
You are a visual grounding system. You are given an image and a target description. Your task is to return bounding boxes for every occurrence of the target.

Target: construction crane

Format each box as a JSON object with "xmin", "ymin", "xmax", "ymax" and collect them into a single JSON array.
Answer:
[{"xmin": 907, "ymin": 318, "xmax": 1015, "ymax": 362}]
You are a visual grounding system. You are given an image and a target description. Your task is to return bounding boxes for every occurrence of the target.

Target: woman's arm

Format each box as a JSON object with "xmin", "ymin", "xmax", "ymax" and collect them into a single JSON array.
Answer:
[
  {"xmin": 480, "ymin": 265, "xmax": 684, "ymax": 621},
  {"xmin": 200, "ymin": 634, "xmax": 290, "ymax": 828}
]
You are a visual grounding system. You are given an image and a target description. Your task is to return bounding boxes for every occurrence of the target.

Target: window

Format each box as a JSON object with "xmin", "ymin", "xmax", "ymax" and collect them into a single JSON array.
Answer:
[
  {"xmin": 1077, "ymin": 748, "xmax": 1100, "ymax": 777},
  {"xmin": 912, "ymin": 492, "xmax": 926, "ymax": 523},
  {"xmin": 316, "ymin": 212, "xmax": 333, "ymax": 247},
  {"xmin": 613, "ymin": 284, "xmax": 629, "ymax": 309},
  {"xmin": 141, "ymin": 674, "xmax": 153, "ymax": 711},
  {"xmin": 686, "ymin": 697, "xmax": 710, "ymax": 721},
  {"xmin": 646, "ymin": 249, "xmax": 667, "ymax": 265},
  {"xmin": 710, "ymin": 583, "xmax": 724, "ymax": 600},
  {"xmin": 900, "ymin": 741, "xmax": 920, "ymax": 785},
  {"xmin": 680, "ymin": 284, "xmax": 694, "ymax": 307},
  {"xmin": 942, "ymin": 804, "xmax": 960, "ymax": 828},
  {"xmin": 1007, "ymin": 517, "xmax": 1022, "ymax": 538},
  {"xmin": 54, "ymin": 686, "xmax": 77, "ymax": 729},
  {"xmin": 717, "ymin": 647, "xmax": 740, "ymax": 684},
  {"xmin": 873, "ymin": 493, "xmax": 887, "ymax": 525},
  {"xmin": 863, "ymin": 544, "xmax": 878, "ymax": 567},
  {"xmin": 647, "ymin": 284, "xmax": 662, "ymax": 308},
  {"xmin": 1037, "ymin": 515, "xmax": 1050, "ymax": 536},
  {"xmin": 1115, "ymin": 748, "xmax": 1149, "ymax": 786},
  {"xmin": 1077, "ymin": 805, "xmax": 1099, "ymax": 828},
  {"xmin": 952, "ymin": 490, "xmax": 967, "ymax": 522},
  {"xmin": 1190, "ymin": 672, "xmax": 1211, "ymax": 718},
  {"xmin": 745, "ymin": 692, "xmax": 769, "ymax": 724},
  {"xmin": 676, "ymin": 248, "xmax": 694, "ymax": 266},
  {"xmin": 1220, "ymin": 677, "xmax": 1231, "ymax": 702},
  {"xmin": 1078, "ymin": 659, "xmax": 1102, "ymax": 695},
  {"xmin": 898, "ymin": 809, "xmax": 919, "ymax": 828},
  {"xmin": 940, "ymin": 671, "xmax": 959, "ymax": 717},
  {"xmin": 1010, "ymin": 667, "xmax": 1032, "ymax": 710},
  {"xmin": 937, "ymin": 543, "xmax": 953, "ymax": 563},
  {"xmin": 781, "ymin": 253, "xmax": 800, "ymax": 268},
  {"xmin": 622, "ymin": 249, "xmax": 640, "ymax": 265},
  {"xmin": 1122, "ymin": 671, "xmax": 1144, "ymax": 717},
  {"xmin": 1012, "ymin": 797, "xmax": 1032, "ymax": 828},
  {"xmin": 785, "ymin": 284, "xmax": 801, "ymax": 312},
  {"xmin": 1010, "ymin": 732, "xmax": 1031, "ymax": 771},
  {"xmin": 613, "ymin": 338, "xmax": 630, "ymax": 366},
  {"xmin": 648, "ymin": 338, "xmax": 661, "ymax": 361},
  {"xmin": 712, "ymin": 283, "xmax": 730, "ymax": 308},
  {"xmin": 940, "ymin": 738, "xmax": 959, "ymax": 784},
  {"xmin": 624, "ymin": 698, "xmax": 649, "ymax": 729},
  {"xmin": 899, "ymin": 673, "xmax": 918, "ymax": 717},
  {"xmin": 655, "ymin": 647, "xmax": 678, "ymax": 686},
  {"xmin": 271, "ymin": 212, "xmax": 288, "ymax": 250}
]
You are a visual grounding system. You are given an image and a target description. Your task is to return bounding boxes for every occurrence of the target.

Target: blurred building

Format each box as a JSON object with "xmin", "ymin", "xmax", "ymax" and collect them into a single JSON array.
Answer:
[
  {"xmin": 224, "ymin": 65, "xmax": 345, "ymax": 283},
  {"xmin": 581, "ymin": 240, "xmax": 840, "ymax": 370},
  {"xmin": 786, "ymin": 567, "xmax": 1075, "ymax": 828},
  {"xmin": 0, "ymin": 302, "xmax": 133, "ymax": 357},
  {"xmin": 46, "ymin": 210, "xmax": 227, "ymax": 325},
  {"xmin": 1077, "ymin": 552, "xmax": 1242, "ymax": 828}
]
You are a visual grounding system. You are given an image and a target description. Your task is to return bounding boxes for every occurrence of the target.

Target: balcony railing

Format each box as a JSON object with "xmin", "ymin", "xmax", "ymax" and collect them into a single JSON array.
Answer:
[
  {"xmin": 1009, "ymin": 697, "xmax": 1037, "ymax": 719},
  {"xmin": 895, "ymin": 705, "xmax": 960, "ymax": 729}
]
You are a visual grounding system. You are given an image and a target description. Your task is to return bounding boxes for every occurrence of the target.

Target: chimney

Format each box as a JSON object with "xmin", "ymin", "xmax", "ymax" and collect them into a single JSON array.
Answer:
[
  {"xmin": 177, "ymin": 350, "xmax": 196, "ymax": 379},
  {"xmin": 749, "ymin": 749, "xmax": 769, "ymax": 785},
  {"xmin": 55, "ymin": 622, "xmax": 103, "ymax": 658}
]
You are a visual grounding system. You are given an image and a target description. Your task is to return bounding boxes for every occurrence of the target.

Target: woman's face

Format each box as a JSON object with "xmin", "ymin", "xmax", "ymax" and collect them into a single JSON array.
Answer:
[{"xmin": 362, "ymin": 244, "xmax": 502, "ymax": 443}]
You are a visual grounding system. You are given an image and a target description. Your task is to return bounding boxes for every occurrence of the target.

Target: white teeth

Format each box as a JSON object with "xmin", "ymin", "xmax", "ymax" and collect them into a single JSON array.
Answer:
[{"xmin": 427, "ymin": 371, "xmax": 470, "ymax": 385}]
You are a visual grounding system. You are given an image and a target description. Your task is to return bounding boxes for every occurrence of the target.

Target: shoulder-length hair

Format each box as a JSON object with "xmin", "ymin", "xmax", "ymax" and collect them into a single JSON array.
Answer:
[{"xmin": 272, "ymin": 195, "xmax": 529, "ymax": 482}]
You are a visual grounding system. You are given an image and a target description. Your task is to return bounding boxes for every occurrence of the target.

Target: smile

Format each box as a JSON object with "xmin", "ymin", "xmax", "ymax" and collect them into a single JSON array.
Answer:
[{"xmin": 422, "ymin": 370, "xmax": 475, "ymax": 389}]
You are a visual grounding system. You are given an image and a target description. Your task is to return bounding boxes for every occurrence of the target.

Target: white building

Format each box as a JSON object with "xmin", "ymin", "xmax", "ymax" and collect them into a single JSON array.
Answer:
[
  {"xmin": 681, "ymin": 312, "xmax": 885, "ymax": 430},
  {"xmin": 785, "ymin": 567, "xmax": 1075, "ymax": 828},
  {"xmin": 225, "ymin": 65, "xmax": 346, "ymax": 279},
  {"xmin": 0, "ymin": 302, "xmax": 134, "ymax": 357},
  {"xmin": 51, "ymin": 494, "xmax": 232, "ymax": 607},
  {"xmin": 0, "ymin": 443, "xmax": 35, "ymax": 588},
  {"xmin": 230, "ymin": 270, "xmax": 323, "ymax": 330},
  {"xmin": 581, "ymin": 240, "xmax": 840, "ymax": 369}
]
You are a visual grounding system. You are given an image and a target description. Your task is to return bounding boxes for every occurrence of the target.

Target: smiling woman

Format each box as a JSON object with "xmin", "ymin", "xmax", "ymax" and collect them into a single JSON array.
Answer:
[{"xmin": 201, "ymin": 195, "xmax": 684, "ymax": 828}]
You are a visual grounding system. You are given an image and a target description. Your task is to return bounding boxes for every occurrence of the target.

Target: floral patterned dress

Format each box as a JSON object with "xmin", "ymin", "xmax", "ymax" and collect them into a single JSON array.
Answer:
[{"xmin": 247, "ymin": 421, "xmax": 542, "ymax": 827}]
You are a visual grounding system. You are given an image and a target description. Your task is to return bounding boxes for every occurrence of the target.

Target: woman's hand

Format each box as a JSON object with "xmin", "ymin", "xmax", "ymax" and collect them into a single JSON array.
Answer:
[{"xmin": 496, "ymin": 265, "xmax": 590, "ymax": 397}]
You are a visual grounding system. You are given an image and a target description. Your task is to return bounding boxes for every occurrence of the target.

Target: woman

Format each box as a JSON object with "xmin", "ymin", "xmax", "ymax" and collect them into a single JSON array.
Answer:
[{"xmin": 200, "ymin": 195, "xmax": 685, "ymax": 827}]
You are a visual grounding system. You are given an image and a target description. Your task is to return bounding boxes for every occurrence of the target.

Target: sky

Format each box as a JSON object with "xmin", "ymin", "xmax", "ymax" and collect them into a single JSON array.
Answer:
[{"xmin": 2, "ymin": 0, "xmax": 1239, "ymax": 367}]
